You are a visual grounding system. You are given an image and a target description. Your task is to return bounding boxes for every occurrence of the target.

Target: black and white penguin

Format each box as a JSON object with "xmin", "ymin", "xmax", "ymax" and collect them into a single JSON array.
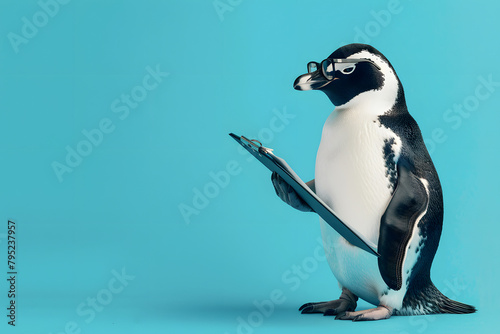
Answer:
[{"xmin": 271, "ymin": 43, "xmax": 476, "ymax": 321}]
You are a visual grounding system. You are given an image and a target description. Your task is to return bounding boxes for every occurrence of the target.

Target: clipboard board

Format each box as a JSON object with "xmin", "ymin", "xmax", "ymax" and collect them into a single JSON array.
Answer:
[{"xmin": 229, "ymin": 133, "xmax": 379, "ymax": 257}]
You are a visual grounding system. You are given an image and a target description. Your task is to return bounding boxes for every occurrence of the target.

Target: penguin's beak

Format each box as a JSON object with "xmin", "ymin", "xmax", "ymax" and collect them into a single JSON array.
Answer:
[{"xmin": 293, "ymin": 70, "xmax": 335, "ymax": 91}]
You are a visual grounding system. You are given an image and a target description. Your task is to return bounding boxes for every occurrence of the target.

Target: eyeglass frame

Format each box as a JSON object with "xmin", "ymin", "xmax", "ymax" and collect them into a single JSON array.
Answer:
[{"xmin": 307, "ymin": 58, "xmax": 381, "ymax": 81}]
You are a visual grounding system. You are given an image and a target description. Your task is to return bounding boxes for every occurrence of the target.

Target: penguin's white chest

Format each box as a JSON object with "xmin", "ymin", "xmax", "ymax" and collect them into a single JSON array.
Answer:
[{"xmin": 315, "ymin": 108, "xmax": 402, "ymax": 305}]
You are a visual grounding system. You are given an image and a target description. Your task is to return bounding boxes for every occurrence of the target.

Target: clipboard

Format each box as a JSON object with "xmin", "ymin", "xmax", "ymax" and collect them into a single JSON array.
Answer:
[{"xmin": 229, "ymin": 133, "xmax": 379, "ymax": 257}]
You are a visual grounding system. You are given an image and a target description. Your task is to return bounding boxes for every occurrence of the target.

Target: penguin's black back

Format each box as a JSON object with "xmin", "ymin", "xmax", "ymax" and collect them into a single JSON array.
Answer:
[{"xmin": 379, "ymin": 87, "xmax": 474, "ymax": 314}]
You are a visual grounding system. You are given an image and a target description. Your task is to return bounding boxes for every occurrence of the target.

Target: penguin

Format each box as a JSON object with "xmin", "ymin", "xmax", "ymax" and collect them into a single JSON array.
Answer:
[{"xmin": 271, "ymin": 43, "xmax": 476, "ymax": 321}]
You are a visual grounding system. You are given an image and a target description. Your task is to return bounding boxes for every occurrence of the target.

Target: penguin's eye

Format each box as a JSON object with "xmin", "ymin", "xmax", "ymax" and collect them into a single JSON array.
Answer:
[{"xmin": 340, "ymin": 65, "xmax": 356, "ymax": 75}]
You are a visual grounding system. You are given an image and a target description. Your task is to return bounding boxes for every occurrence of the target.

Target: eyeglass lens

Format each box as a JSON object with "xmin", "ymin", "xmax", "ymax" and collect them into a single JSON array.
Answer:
[
  {"xmin": 307, "ymin": 62, "xmax": 318, "ymax": 73},
  {"xmin": 321, "ymin": 60, "xmax": 334, "ymax": 80}
]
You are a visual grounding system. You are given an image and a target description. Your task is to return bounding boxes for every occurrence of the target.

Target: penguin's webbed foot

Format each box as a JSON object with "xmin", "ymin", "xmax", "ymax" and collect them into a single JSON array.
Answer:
[
  {"xmin": 335, "ymin": 305, "xmax": 393, "ymax": 321},
  {"xmin": 299, "ymin": 288, "xmax": 358, "ymax": 316},
  {"xmin": 271, "ymin": 172, "xmax": 313, "ymax": 212}
]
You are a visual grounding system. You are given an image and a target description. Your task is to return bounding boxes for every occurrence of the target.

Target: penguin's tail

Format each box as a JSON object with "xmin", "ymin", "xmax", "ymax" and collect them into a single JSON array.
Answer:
[
  {"xmin": 401, "ymin": 282, "xmax": 476, "ymax": 315},
  {"xmin": 435, "ymin": 289, "xmax": 477, "ymax": 314}
]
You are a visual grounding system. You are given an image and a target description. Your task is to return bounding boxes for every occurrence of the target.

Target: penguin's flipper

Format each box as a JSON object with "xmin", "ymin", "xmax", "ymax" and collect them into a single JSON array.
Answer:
[
  {"xmin": 271, "ymin": 172, "xmax": 314, "ymax": 212},
  {"xmin": 378, "ymin": 157, "xmax": 429, "ymax": 291}
]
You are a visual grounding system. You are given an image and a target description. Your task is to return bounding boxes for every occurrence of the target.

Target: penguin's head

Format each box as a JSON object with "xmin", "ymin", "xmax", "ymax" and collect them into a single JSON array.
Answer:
[{"xmin": 294, "ymin": 44, "xmax": 404, "ymax": 109}]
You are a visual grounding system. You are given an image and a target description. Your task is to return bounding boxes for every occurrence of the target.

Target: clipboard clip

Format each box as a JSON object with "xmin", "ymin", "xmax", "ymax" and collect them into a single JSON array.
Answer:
[{"xmin": 241, "ymin": 136, "xmax": 274, "ymax": 154}]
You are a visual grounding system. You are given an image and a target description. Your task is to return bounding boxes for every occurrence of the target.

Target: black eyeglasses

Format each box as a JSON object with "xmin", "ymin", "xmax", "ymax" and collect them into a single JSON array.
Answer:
[{"xmin": 307, "ymin": 58, "xmax": 381, "ymax": 80}]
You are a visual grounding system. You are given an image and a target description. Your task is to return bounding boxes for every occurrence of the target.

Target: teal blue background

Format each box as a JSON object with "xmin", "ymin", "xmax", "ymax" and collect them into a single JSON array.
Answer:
[{"xmin": 0, "ymin": 0, "xmax": 498, "ymax": 333}]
